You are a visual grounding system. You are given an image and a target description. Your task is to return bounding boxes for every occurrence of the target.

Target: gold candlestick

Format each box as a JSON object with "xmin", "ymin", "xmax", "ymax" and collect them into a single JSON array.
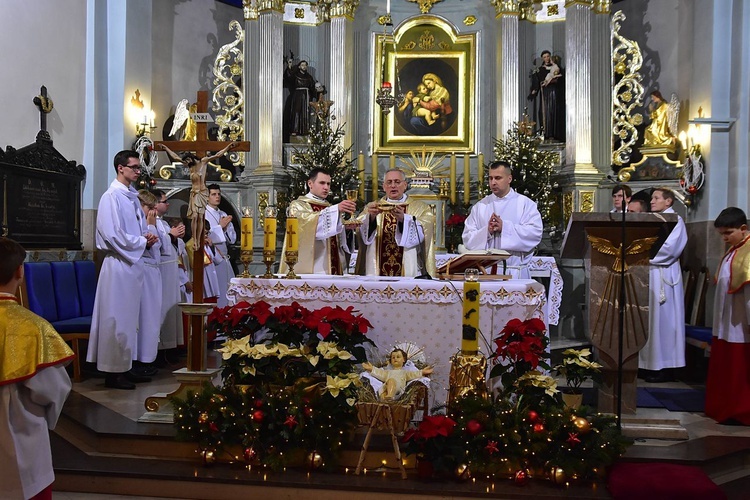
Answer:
[
  {"xmin": 284, "ymin": 250, "xmax": 299, "ymax": 279},
  {"xmin": 240, "ymin": 249, "xmax": 253, "ymax": 278},
  {"xmin": 262, "ymin": 249, "xmax": 276, "ymax": 279}
]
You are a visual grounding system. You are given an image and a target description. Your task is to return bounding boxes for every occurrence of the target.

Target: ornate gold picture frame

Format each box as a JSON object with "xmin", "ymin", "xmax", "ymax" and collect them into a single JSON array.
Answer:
[{"xmin": 374, "ymin": 16, "xmax": 476, "ymax": 153}]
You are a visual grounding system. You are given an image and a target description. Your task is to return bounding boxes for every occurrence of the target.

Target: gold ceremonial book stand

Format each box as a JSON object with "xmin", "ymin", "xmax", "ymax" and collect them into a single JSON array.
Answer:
[{"xmin": 437, "ymin": 250, "xmax": 511, "ymax": 280}]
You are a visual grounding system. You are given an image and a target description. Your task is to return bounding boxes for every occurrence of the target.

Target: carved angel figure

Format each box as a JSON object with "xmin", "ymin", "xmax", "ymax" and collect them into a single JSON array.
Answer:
[
  {"xmin": 643, "ymin": 91, "xmax": 680, "ymax": 148},
  {"xmin": 169, "ymin": 99, "xmax": 197, "ymax": 141}
]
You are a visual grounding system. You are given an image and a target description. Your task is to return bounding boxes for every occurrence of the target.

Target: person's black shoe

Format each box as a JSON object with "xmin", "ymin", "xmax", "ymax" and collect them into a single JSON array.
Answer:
[
  {"xmin": 124, "ymin": 370, "xmax": 152, "ymax": 383},
  {"xmin": 105, "ymin": 373, "xmax": 136, "ymax": 390},
  {"xmin": 131, "ymin": 364, "xmax": 159, "ymax": 377},
  {"xmin": 644, "ymin": 369, "xmax": 675, "ymax": 383}
]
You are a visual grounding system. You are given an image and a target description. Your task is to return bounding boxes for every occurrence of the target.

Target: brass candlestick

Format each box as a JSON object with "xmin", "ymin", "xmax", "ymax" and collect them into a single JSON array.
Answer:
[
  {"xmin": 262, "ymin": 249, "xmax": 275, "ymax": 278},
  {"xmin": 240, "ymin": 249, "xmax": 253, "ymax": 277},
  {"xmin": 284, "ymin": 250, "xmax": 299, "ymax": 279}
]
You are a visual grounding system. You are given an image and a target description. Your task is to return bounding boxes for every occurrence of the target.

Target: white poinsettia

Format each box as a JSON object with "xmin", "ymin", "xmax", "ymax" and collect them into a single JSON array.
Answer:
[
  {"xmin": 216, "ymin": 335, "xmax": 253, "ymax": 360},
  {"xmin": 515, "ymin": 371, "xmax": 559, "ymax": 397},
  {"xmin": 317, "ymin": 341, "xmax": 353, "ymax": 360},
  {"xmin": 324, "ymin": 375, "xmax": 354, "ymax": 397}
]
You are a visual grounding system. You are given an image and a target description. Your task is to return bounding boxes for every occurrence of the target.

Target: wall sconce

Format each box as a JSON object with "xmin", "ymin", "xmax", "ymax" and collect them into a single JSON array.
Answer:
[{"xmin": 678, "ymin": 125, "xmax": 704, "ymax": 198}]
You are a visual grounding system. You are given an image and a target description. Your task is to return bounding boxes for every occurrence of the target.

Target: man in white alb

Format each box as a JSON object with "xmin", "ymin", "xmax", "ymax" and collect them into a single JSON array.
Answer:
[
  {"xmin": 204, "ymin": 184, "xmax": 236, "ymax": 307},
  {"xmin": 462, "ymin": 160, "xmax": 543, "ymax": 279}
]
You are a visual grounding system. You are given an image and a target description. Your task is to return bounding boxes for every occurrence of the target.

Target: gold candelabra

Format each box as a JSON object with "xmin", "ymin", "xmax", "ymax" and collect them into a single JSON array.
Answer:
[
  {"xmin": 284, "ymin": 250, "xmax": 299, "ymax": 279},
  {"xmin": 262, "ymin": 249, "xmax": 275, "ymax": 278},
  {"xmin": 240, "ymin": 249, "xmax": 253, "ymax": 277}
]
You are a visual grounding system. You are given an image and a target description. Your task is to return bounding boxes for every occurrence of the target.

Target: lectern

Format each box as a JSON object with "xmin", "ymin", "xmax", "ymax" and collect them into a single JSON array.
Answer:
[{"xmin": 561, "ymin": 212, "xmax": 678, "ymax": 414}]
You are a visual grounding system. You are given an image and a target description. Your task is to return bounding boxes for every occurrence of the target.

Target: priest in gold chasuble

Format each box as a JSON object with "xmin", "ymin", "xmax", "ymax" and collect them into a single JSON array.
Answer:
[
  {"xmin": 280, "ymin": 168, "xmax": 356, "ymax": 275},
  {"xmin": 355, "ymin": 169, "xmax": 436, "ymax": 277}
]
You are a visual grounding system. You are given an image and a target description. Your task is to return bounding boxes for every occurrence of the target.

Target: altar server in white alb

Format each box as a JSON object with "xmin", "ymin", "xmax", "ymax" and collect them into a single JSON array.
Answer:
[
  {"xmin": 462, "ymin": 161, "xmax": 543, "ymax": 279},
  {"xmin": 153, "ymin": 190, "xmax": 184, "ymax": 352},
  {"xmin": 205, "ymin": 183, "xmax": 236, "ymax": 307},
  {"xmin": 87, "ymin": 151, "xmax": 160, "ymax": 390},
  {"xmin": 639, "ymin": 187, "xmax": 688, "ymax": 383}
]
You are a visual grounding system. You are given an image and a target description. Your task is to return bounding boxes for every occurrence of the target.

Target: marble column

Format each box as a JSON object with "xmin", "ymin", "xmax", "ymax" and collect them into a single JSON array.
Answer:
[
  {"xmin": 493, "ymin": 1, "xmax": 520, "ymax": 139},
  {"xmin": 255, "ymin": 0, "xmax": 285, "ymax": 174},
  {"xmin": 327, "ymin": 1, "xmax": 358, "ymax": 147},
  {"xmin": 564, "ymin": 0, "xmax": 597, "ymax": 173},
  {"xmin": 242, "ymin": 0, "xmax": 260, "ymax": 175}
]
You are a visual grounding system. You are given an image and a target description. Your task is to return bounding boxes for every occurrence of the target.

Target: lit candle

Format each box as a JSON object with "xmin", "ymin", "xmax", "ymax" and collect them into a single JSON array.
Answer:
[
  {"xmin": 450, "ymin": 154, "xmax": 456, "ymax": 205},
  {"xmin": 358, "ymin": 151, "xmax": 366, "ymax": 201},
  {"xmin": 478, "ymin": 153, "xmax": 484, "ymax": 187},
  {"xmin": 241, "ymin": 216, "xmax": 253, "ymax": 251},
  {"xmin": 264, "ymin": 209, "xmax": 277, "ymax": 252},
  {"xmin": 371, "ymin": 153, "xmax": 378, "ymax": 201},
  {"xmin": 462, "ymin": 269, "xmax": 480, "ymax": 353},
  {"xmin": 463, "ymin": 153, "xmax": 470, "ymax": 205},
  {"xmin": 286, "ymin": 215, "xmax": 298, "ymax": 252},
  {"xmin": 389, "ymin": 152, "xmax": 396, "ymax": 169}
]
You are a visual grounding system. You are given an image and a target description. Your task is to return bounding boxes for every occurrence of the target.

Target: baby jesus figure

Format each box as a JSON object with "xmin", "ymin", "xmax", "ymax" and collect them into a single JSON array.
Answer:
[{"xmin": 362, "ymin": 349, "xmax": 434, "ymax": 401}]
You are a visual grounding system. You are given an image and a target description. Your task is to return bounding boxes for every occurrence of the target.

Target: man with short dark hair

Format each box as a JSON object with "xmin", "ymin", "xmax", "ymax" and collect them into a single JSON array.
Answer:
[
  {"xmin": 462, "ymin": 161, "xmax": 543, "ymax": 279},
  {"xmin": 0, "ymin": 237, "xmax": 73, "ymax": 500},
  {"xmin": 280, "ymin": 168, "xmax": 356, "ymax": 274},
  {"xmin": 87, "ymin": 151, "xmax": 159, "ymax": 390},
  {"xmin": 611, "ymin": 185, "xmax": 632, "ymax": 213},
  {"xmin": 204, "ymin": 183, "xmax": 236, "ymax": 307}
]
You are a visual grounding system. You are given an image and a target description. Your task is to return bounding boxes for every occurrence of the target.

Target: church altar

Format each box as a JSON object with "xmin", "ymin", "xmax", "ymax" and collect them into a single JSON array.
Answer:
[
  {"xmin": 347, "ymin": 253, "xmax": 562, "ymax": 326},
  {"xmin": 227, "ymin": 275, "xmax": 546, "ymax": 407}
]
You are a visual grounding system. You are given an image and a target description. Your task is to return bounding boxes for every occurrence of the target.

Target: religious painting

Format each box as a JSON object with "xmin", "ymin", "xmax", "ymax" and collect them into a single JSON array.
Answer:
[{"xmin": 374, "ymin": 16, "xmax": 476, "ymax": 153}]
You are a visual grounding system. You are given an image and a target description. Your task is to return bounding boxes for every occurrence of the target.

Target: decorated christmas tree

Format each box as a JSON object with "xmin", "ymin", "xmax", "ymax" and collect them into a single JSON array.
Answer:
[{"xmin": 493, "ymin": 119, "xmax": 560, "ymax": 237}]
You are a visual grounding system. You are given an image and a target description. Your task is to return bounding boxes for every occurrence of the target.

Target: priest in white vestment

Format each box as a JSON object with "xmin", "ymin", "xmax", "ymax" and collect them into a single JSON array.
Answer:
[
  {"xmin": 462, "ymin": 161, "xmax": 543, "ymax": 279},
  {"xmin": 87, "ymin": 151, "xmax": 160, "ymax": 390},
  {"xmin": 205, "ymin": 184, "xmax": 236, "ymax": 307},
  {"xmin": 280, "ymin": 168, "xmax": 356, "ymax": 275},
  {"xmin": 639, "ymin": 188, "xmax": 687, "ymax": 382},
  {"xmin": 355, "ymin": 168, "xmax": 436, "ymax": 277}
]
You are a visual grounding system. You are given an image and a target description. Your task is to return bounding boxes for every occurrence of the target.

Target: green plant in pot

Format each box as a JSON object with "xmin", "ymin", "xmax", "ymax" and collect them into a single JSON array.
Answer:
[{"xmin": 553, "ymin": 348, "xmax": 602, "ymax": 409}]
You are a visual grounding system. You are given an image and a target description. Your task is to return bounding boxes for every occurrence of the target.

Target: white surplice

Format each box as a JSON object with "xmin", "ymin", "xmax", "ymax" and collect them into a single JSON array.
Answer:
[
  {"xmin": 639, "ymin": 207, "xmax": 688, "ymax": 370},
  {"xmin": 205, "ymin": 205, "xmax": 236, "ymax": 307},
  {"xmin": 462, "ymin": 189, "xmax": 543, "ymax": 279},
  {"xmin": 156, "ymin": 218, "xmax": 184, "ymax": 348},
  {"xmin": 87, "ymin": 180, "xmax": 148, "ymax": 373}
]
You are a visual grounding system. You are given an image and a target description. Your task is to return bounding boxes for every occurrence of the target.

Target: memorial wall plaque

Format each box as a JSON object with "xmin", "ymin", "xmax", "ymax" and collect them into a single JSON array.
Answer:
[{"xmin": 0, "ymin": 131, "xmax": 85, "ymax": 249}]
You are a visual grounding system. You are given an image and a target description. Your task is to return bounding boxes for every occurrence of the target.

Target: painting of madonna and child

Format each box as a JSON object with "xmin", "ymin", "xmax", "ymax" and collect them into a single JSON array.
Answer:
[{"xmin": 393, "ymin": 58, "xmax": 459, "ymax": 137}]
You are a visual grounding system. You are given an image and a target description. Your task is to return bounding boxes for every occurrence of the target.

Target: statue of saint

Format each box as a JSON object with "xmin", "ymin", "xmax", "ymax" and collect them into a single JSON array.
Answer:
[
  {"xmin": 528, "ymin": 50, "xmax": 565, "ymax": 142},
  {"xmin": 643, "ymin": 90, "xmax": 679, "ymax": 149},
  {"xmin": 284, "ymin": 57, "xmax": 318, "ymax": 140}
]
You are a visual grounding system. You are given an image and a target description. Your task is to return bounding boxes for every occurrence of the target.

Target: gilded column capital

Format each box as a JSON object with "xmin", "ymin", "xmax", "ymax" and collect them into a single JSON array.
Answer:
[
  {"xmin": 564, "ymin": 0, "xmax": 593, "ymax": 8},
  {"xmin": 320, "ymin": 0, "xmax": 359, "ymax": 20},
  {"xmin": 489, "ymin": 0, "xmax": 520, "ymax": 17},
  {"xmin": 242, "ymin": 0, "xmax": 259, "ymax": 20},
  {"xmin": 593, "ymin": 0, "xmax": 610, "ymax": 14},
  {"xmin": 257, "ymin": 0, "xmax": 285, "ymax": 14}
]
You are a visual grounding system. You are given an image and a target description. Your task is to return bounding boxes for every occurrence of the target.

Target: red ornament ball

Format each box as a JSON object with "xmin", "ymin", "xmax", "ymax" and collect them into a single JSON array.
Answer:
[
  {"xmin": 533, "ymin": 422, "xmax": 545, "ymax": 433},
  {"xmin": 528, "ymin": 410, "xmax": 539, "ymax": 422},
  {"xmin": 514, "ymin": 468, "xmax": 530, "ymax": 486},
  {"xmin": 252, "ymin": 410, "xmax": 265, "ymax": 423},
  {"xmin": 243, "ymin": 447, "xmax": 257, "ymax": 462},
  {"xmin": 304, "ymin": 406, "xmax": 313, "ymax": 418},
  {"xmin": 466, "ymin": 419, "xmax": 483, "ymax": 435},
  {"xmin": 253, "ymin": 399, "xmax": 264, "ymax": 409},
  {"xmin": 149, "ymin": 179, "xmax": 157, "ymax": 186},
  {"xmin": 209, "ymin": 422, "xmax": 219, "ymax": 433}
]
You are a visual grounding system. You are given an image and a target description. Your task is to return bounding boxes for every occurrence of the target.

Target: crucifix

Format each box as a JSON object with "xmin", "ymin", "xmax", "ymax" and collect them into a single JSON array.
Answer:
[
  {"xmin": 153, "ymin": 90, "xmax": 251, "ymax": 371},
  {"xmin": 33, "ymin": 85, "xmax": 54, "ymax": 133}
]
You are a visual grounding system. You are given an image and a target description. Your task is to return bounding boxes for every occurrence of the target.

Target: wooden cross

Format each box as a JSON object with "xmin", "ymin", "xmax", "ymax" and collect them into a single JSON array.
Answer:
[
  {"xmin": 33, "ymin": 85, "xmax": 53, "ymax": 132},
  {"xmin": 153, "ymin": 90, "xmax": 251, "ymax": 371}
]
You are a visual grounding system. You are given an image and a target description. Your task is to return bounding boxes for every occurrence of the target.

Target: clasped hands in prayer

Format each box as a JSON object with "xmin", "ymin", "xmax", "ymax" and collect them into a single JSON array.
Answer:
[{"xmin": 488, "ymin": 213, "xmax": 503, "ymax": 234}]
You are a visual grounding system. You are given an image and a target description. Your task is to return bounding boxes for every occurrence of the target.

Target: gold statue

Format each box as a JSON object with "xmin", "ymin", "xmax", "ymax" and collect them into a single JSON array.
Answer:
[{"xmin": 643, "ymin": 90, "xmax": 679, "ymax": 150}]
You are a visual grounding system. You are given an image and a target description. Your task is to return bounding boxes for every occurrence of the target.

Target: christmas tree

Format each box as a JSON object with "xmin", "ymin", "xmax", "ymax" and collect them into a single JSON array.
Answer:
[{"xmin": 493, "ymin": 119, "xmax": 560, "ymax": 234}]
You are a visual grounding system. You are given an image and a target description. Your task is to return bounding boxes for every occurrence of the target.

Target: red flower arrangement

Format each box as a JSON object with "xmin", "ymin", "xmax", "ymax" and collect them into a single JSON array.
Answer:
[
  {"xmin": 489, "ymin": 317, "xmax": 550, "ymax": 394},
  {"xmin": 445, "ymin": 214, "xmax": 467, "ymax": 226},
  {"xmin": 402, "ymin": 414, "xmax": 463, "ymax": 474}
]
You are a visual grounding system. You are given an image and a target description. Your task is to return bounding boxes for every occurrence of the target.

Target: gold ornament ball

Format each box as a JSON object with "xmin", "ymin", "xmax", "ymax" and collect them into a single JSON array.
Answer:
[
  {"xmin": 572, "ymin": 417, "xmax": 592, "ymax": 434},
  {"xmin": 549, "ymin": 466, "xmax": 567, "ymax": 485},
  {"xmin": 307, "ymin": 451, "xmax": 323, "ymax": 469},
  {"xmin": 198, "ymin": 412, "xmax": 209, "ymax": 424},
  {"xmin": 455, "ymin": 463, "xmax": 471, "ymax": 482},
  {"xmin": 202, "ymin": 449, "xmax": 216, "ymax": 466}
]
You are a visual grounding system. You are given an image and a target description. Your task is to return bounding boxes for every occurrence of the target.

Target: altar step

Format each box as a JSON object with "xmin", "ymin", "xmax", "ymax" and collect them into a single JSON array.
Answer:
[{"xmin": 51, "ymin": 391, "xmax": 749, "ymax": 499}]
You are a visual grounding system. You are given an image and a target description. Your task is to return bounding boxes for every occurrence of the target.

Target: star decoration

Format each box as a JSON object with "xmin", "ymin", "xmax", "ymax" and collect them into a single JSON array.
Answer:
[
  {"xmin": 284, "ymin": 415, "xmax": 299, "ymax": 429},
  {"xmin": 485, "ymin": 440, "xmax": 499, "ymax": 455},
  {"xmin": 567, "ymin": 432, "xmax": 581, "ymax": 446}
]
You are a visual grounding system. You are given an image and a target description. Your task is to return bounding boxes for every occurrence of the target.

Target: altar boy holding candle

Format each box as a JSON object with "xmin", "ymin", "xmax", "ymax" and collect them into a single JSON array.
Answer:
[
  {"xmin": 280, "ymin": 168, "xmax": 356, "ymax": 275},
  {"xmin": 462, "ymin": 161, "xmax": 543, "ymax": 279}
]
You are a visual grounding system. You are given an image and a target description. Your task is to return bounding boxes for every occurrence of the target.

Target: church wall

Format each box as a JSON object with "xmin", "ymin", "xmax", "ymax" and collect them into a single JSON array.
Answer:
[{"xmin": 0, "ymin": 0, "xmax": 87, "ymax": 167}]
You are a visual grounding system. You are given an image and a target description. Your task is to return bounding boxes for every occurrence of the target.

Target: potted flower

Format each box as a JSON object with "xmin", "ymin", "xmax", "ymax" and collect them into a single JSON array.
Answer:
[
  {"xmin": 445, "ymin": 212, "xmax": 467, "ymax": 253},
  {"xmin": 490, "ymin": 318, "xmax": 549, "ymax": 391},
  {"xmin": 553, "ymin": 348, "xmax": 602, "ymax": 409},
  {"xmin": 401, "ymin": 414, "xmax": 462, "ymax": 479}
]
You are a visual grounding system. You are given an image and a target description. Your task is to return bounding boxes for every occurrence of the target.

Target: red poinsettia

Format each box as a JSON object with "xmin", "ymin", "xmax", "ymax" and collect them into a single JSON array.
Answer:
[
  {"xmin": 489, "ymin": 317, "xmax": 550, "ymax": 390},
  {"xmin": 402, "ymin": 415, "xmax": 462, "ymax": 474},
  {"xmin": 446, "ymin": 214, "xmax": 467, "ymax": 226}
]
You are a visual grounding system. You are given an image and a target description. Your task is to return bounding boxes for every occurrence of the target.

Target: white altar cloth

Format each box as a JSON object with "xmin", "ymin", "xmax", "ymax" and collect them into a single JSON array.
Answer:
[{"xmin": 228, "ymin": 275, "xmax": 546, "ymax": 407}]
